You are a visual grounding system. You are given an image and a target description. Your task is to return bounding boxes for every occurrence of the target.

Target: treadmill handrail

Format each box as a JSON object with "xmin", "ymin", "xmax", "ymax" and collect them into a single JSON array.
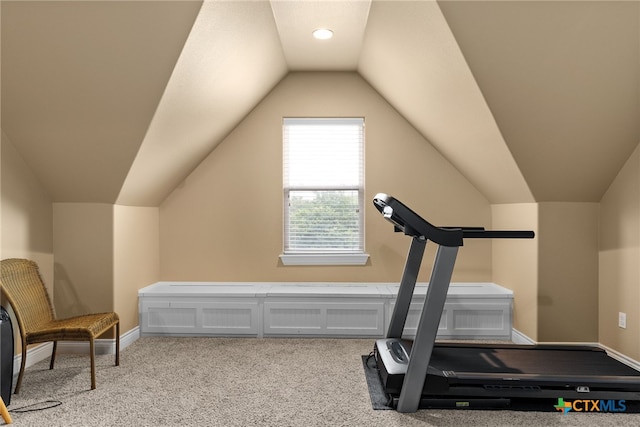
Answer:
[
  {"xmin": 373, "ymin": 193, "xmax": 535, "ymax": 245},
  {"xmin": 373, "ymin": 193, "xmax": 463, "ymax": 246}
]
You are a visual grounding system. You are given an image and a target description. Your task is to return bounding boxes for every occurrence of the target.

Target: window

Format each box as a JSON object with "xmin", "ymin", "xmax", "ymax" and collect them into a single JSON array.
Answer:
[{"xmin": 281, "ymin": 118, "xmax": 368, "ymax": 265}]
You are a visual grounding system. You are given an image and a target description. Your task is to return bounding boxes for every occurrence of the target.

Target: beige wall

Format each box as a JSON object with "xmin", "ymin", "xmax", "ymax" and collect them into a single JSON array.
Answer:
[
  {"xmin": 2, "ymin": 69, "xmax": 639, "ymax": 357},
  {"xmin": 159, "ymin": 72, "xmax": 492, "ymax": 283},
  {"xmin": 1, "ymin": 131, "xmax": 54, "ymax": 285},
  {"xmin": 1, "ymin": 131, "xmax": 54, "ymax": 351},
  {"xmin": 53, "ymin": 203, "xmax": 114, "ymax": 320},
  {"xmin": 491, "ymin": 203, "xmax": 538, "ymax": 340},
  {"xmin": 113, "ymin": 205, "xmax": 159, "ymax": 332},
  {"xmin": 51, "ymin": 203, "xmax": 159, "ymax": 335},
  {"xmin": 538, "ymin": 202, "xmax": 599, "ymax": 342},
  {"xmin": 492, "ymin": 202, "xmax": 600, "ymax": 343},
  {"xmin": 1, "ymin": 154, "xmax": 159, "ymax": 336},
  {"xmin": 600, "ymin": 144, "xmax": 640, "ymax": 359}
]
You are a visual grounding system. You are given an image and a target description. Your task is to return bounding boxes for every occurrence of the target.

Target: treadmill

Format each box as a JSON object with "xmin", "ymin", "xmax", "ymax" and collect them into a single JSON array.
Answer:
[{"xmin": 372, "ymin": 193, "xmax": 640, "ymax": 413}]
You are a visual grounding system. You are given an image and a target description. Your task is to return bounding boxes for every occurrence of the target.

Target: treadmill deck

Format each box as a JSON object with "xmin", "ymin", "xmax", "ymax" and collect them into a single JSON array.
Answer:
[{"xmin": 376, "ymin": 338, "xmax": 640, "ymax": 396}]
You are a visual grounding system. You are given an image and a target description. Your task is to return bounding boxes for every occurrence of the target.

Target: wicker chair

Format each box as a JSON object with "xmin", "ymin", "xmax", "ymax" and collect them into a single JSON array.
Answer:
[{"xmin": 0, "ymin": 258, "xmax": 119, "ymax": 393}]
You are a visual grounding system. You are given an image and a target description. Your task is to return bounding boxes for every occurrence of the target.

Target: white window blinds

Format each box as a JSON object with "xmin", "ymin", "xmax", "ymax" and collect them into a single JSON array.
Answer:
[{"xmin": 283, "ymin": 118, "xmax": 365, "ymax": 253}]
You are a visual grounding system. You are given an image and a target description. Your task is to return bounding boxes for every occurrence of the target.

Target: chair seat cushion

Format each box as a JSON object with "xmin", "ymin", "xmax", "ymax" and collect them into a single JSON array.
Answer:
[{"xmin": 26, "ymin": 312, "xmax": 120, "ymax": 343}]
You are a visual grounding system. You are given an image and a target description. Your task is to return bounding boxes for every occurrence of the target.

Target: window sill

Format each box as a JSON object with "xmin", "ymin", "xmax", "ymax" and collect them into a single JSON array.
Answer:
[{"xmin": 279, "ymin": 253, "xmax": 369, "ymax": 266}]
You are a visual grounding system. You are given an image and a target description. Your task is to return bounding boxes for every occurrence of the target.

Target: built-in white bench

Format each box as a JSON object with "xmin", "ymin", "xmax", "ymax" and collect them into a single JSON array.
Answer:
[{"xmin": 138, "ymin": 282, "xmax": 513, "ymax": 340}]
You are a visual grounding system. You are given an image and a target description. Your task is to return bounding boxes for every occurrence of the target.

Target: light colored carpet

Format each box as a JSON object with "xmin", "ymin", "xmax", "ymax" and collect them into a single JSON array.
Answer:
[{"xmin": 6, "ymin": 337, "xmax": 640, "ymax": 426}]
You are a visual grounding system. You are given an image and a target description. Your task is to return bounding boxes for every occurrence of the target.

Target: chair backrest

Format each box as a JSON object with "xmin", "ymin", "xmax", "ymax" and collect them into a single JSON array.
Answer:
[{"xmin": 1, "ymin": 258, "xmax": 56, "ymax": 334}]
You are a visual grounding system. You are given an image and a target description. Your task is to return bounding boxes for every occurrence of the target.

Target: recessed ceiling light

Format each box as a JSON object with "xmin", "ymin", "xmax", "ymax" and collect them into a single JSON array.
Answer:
[{"xmin": 312, "ymin": 29, "xmax": 333, "ymax": 40}]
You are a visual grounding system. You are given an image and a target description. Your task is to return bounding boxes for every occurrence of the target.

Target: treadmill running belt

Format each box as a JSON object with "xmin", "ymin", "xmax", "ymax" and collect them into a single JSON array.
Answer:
[{"xmin": 429, "ymin": 346, "xmax": 640, "ymax": 377}]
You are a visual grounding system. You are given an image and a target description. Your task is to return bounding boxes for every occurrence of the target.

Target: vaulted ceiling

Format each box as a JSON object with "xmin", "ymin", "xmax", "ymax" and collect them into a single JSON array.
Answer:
[{"xmin": 2, "ymin": 1, "xmax": 639, "ymax": 206}]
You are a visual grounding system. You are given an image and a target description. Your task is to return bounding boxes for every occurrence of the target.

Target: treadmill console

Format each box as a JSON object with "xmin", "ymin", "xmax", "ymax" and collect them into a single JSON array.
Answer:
[
  {"xmin": 373, "ymin": 193, "xmax": 535, "ymax": 244},
  {"xmin": 373, "ymin": 193, "xmax": 464, "ymax": 246},
  {"xmin": 388, "ymin": 340, "xmax": 409, "ymax": 364}
]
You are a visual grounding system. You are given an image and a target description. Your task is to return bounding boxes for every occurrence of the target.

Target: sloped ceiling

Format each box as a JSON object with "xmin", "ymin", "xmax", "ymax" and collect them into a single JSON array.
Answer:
[
  {"xmin": 116, "ymin": 1, "xmax": 288, "ymax": 206},
  {"xmin": 1, "ymin": 0, "xmax": 204, "ymax": 203},
  {"xmin": 438, "ymin": 0, "xmax": 640, "ymax": 202},
  {"xmin": 359, "ymin": 1, "xmax": 533, "ymax": 204},
  {"xmin": 2, "ymin": 1, "xmax": 639, "ymax": 206}
]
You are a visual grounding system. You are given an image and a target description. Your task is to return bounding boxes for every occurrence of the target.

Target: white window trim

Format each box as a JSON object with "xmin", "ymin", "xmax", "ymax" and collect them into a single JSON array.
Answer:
[{"xmin": 279, "ymin": 253, "xmax": 369, "ymax": 266}]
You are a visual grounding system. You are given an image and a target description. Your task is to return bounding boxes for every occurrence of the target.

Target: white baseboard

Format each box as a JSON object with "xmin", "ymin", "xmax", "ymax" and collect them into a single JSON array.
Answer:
[
  {"xmin": 56, "ymin": 326, "xmax": 140, "ymax": 354},
  {"xmin": 511, "ymin": 328, "xmax": 536, "ymax": 344},
  {"xmin": 13, "ymin": 342, "xmax": 54, "ymax": 373},
  {"xmin": 594, "ymin": 344, "xmax": 640, "ymax": 372},
  {"xmin": 13, "ymin": 326, "xmax": 140, "ymax": 372},
  {"xmin": 120, "ymin": 326, "xmax": 140, "ymax": 348}
]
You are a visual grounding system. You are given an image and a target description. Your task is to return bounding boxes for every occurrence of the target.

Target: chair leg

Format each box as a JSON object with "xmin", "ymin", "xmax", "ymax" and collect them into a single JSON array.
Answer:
[
  {"xmin": 115, "ymin": 322, "xmax": 120, "ymax": 367},
  {"xmin": 14, "ymin": 340, "xmax": 28, "ymax": 394},
  {"xmin": 49, "ymin": 341, "xmax": 58, "ymax": 370},
  {"xmin": 0, "ymin": 396, "xmax": 12, "ymax": 424},
  {"xmin": 90, "ymin": 338, "xmax": 96, "ymax": 390}
]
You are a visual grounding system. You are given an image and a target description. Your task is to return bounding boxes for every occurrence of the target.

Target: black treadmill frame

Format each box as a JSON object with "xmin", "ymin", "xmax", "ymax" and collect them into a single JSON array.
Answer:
[{"xmin": 372, "ymin": 193, "xmax": 640, "ymax": 413}]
